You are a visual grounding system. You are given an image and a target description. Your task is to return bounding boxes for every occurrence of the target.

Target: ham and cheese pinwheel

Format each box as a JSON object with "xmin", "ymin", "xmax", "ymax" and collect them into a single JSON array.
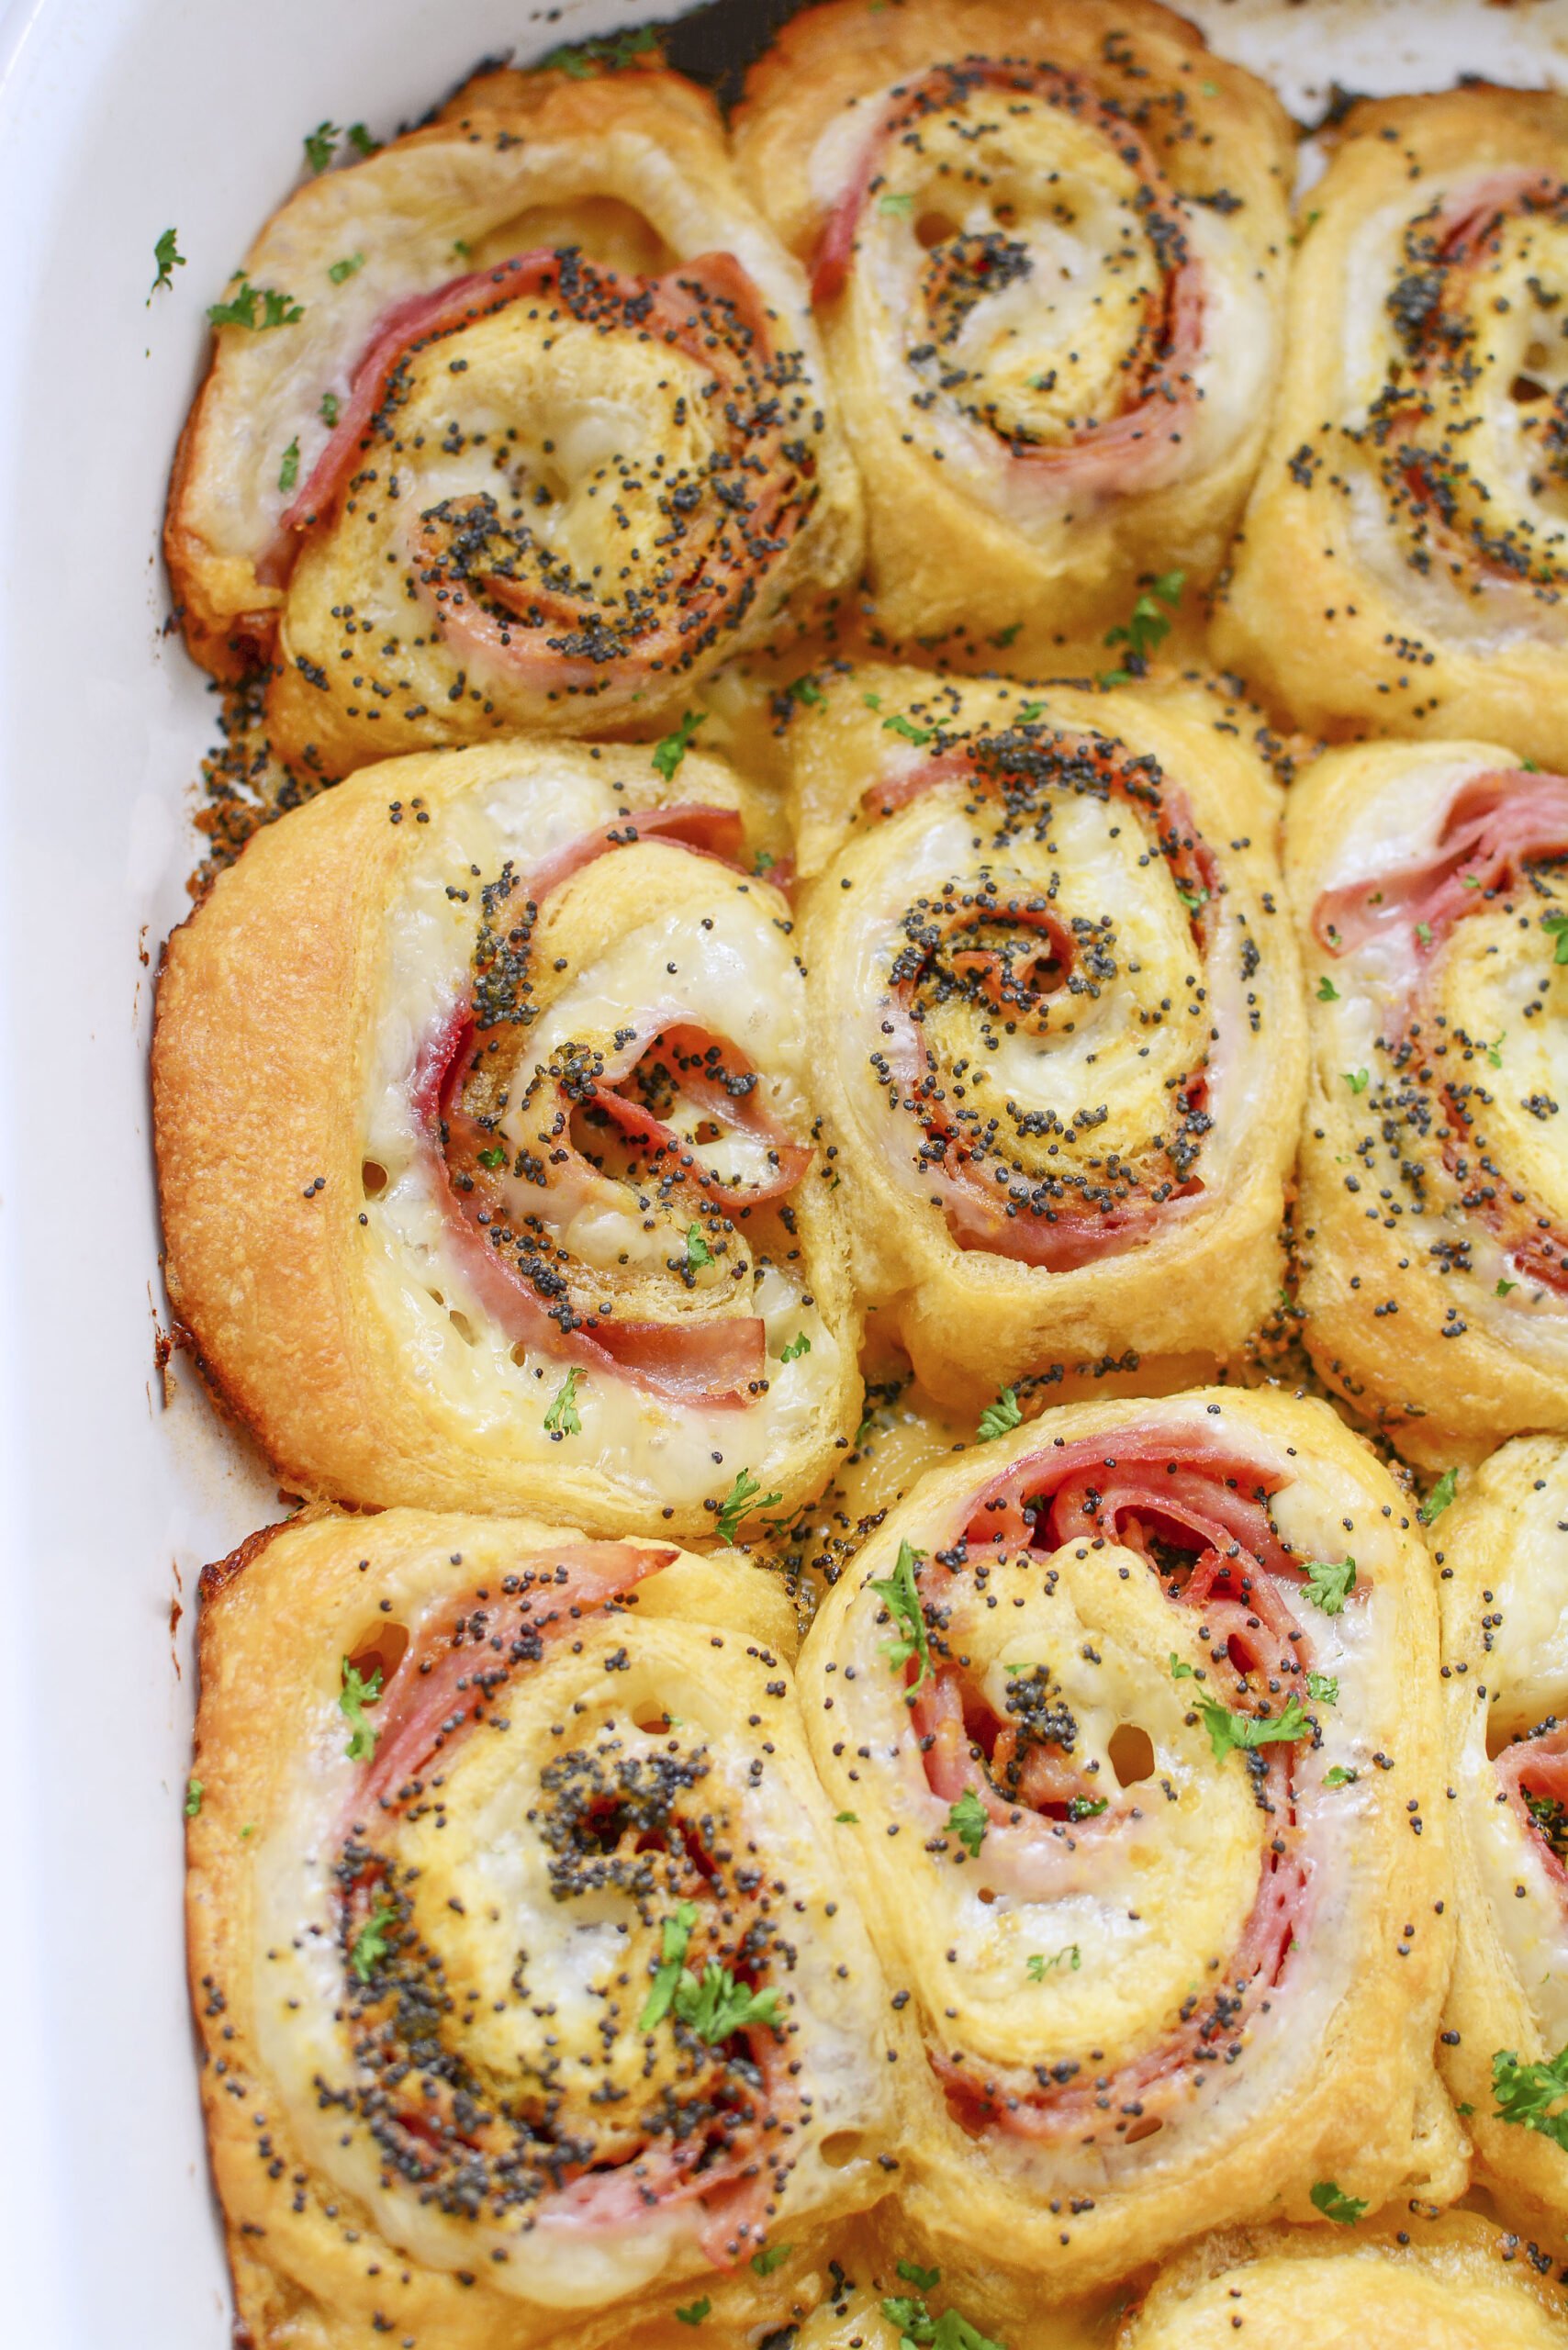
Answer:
[
  {"xmin": 796, "ymin": 1389, "xmax": 1461, "ymax": 2306},
  {"xmin": 732, "ymin": 0, "xmax": 1291, "ymax": 658},
  {"xmin": 1216, "ymin": 89, "xmax": 1568, "ymax": 768},
  {"xmin": 787, "ymin": 666, "xmax": 1304, "ymax": 1412},
  {"xmin": 153, "ymin": 739, "xmax": 858, "ymax": 1535},
  {"xmin": 1288, "ymin": 741, "xmax": 1568, "ymax": 1466},
  {"xmin": 165, "ymin": 62, "xmax": 859, "ymax": 773},
  {"xmin": 1432, "ymin": 1437, "xmax": 1568, "ymax": 2248},
  {"xmin": 186, "ymin": 1510, "xmax": 893, "ymax": 2350},
  {"xmin": 1116, "ymin": 2214, "xmax": 1568, "ymax": 2350}
]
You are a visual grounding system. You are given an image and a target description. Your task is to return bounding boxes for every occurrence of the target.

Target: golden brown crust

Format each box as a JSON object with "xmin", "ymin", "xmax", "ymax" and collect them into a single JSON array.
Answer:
[
  {"xmin": 733, "ymin": 0, "xmax": 1293, "ymax": 655},
  {"xmin": 187, "ymin": 1507, "xmax": 887, "ymax": 2349},
  {"xmin": 1215, "ymin": 88, "xmax": 1568, "ymax": 762},
  {"xmin": 154, "ymin": 737, "xmax": 862, "ymax": 1532},
  {"xmin": 1286, "ymin": 738, "xmax": 1568, "ymax": 1466},
  {"xmin": 784, "ymin": 664, "xmax": 1304, "ymax": 1409}
]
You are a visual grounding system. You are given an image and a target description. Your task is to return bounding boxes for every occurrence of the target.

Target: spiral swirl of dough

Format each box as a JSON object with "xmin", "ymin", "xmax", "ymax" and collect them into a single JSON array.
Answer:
[
  {"xmin": 795, "ymin": 1388, "xmax": 1459, "ymax": 2300},
  {"xmin": 733, "ymin": 0, "xmax": 1290, "ymax": 654},
  {"xmin": 153, "ymin": 739, "xmax": 859, "ymax": 1534},
  {"xmin": 186, "ymin": 1513, "xmax": 893, "ymax": 2350},
  {"xmin": 788, "ymin": 666, "xmax": 1303, "ymax": 1408},
  {"xmin": 1288, "ymin": 738, "xmax": 1568, "ymax": 1465}
]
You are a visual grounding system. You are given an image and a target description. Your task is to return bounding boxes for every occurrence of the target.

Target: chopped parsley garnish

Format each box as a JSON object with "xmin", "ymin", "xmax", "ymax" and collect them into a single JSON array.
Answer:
[
  {"xmin": 304, "ymin": 120, "xmax": 339, "ymax": 173},
  {"xmin": 543, "ymin": 1368, "xmax": 582, "ymax": 1437},
  {"xmin": 879, "ymin": 191, "xmax": 915, "ymax": 216},
  {"xmin": 1016, "ymin": 700, "xmax": 1046, "ymax": 722},
  {"xmin": 779, "ymin": 1331, "xmax": 812, "ymax": 1361},
  {"xmin": 1323, "ymin": 1764, "xmax": 1357, "ymax": 1787},
  {"xmin": 277, "ymin": 438, "xmax": 299, "ymax": 495},
  {"xmin": 639, "ymin": 1900, "xmax": 699, "ymax": 2029},
  {"xmin": 1069, "ymin": 1794, "xmax": 1108, "ymax": 1820},
  {"xmin": 715, "ymin": 1467, "xmax": 782, "ymax": 1545},
  {"xmin": 185, "ymin": 1776, "xmax": 203, "ymax": 1817},
  {"xmin": 319, "ymin": 390, "xmax": 341, "ymax": 427},
  {"xmin": 1306, "ymin": 1672, "xmax": 1338, "ymax": 1706},
  {"xmin": 1170, "ymin": 1652, "xmax": 1196, "ymax": 1681},
  {"xmin": 349, "ymin": 1900, "xmax": 398, "ymax": 1981},
  {"xmin": 946, "ymin": 1787, "xmax": 988, "ymax": 1859},
  {"xmin": 1486, "ymin": 1033, "xmax": 1505, "ymax": 1069},
  {"xmin": 977, "ymin": 1387, "xmax": 1022, "ymax": 1442},
  {"xmin": 1542, "ymin": 909, "xmax": 1568, "ymax": 964},
  {"xmin": 150, "ymin": 228, "xmax": 185, "ymax": 298},
  {"xmin": 652, "ymin": 709, "xmax": 704, "ymax": 782},
  {"xmin": 754, "ymin": 848, "xmax": 776, "ymax": 874},
  {"xmin": 328, "ymin": 251, "xmax": 365, "ymax": 285},
  {"xmin": 1418, "ymin": 1468, "xmax": 1458, "ymax": 1526},
  {"xmin": 1344, "ymin": 1068, "xmax": 1369, "ymax": 1094},
  {"xmin": 883, "ymin": 711, "xmax": 933, "ymax": 743},
  {"xmin": 1316, "ymin": 974, "xmax": 1339, "ymax": 1001},
  {"xmin": 881, "ymin": 2288, "xmax": 1006, "ymax": 2350},
  {"xmin": 542, "ymin": 24, "xmax": 658, "ymax": 75},
  {"xmin": 1026, "ymin": 1945, "xmax": 1080, "ymax": 1980},
  {"xmin": 339, "ymin": 1657, "xmax": 384, "ymax": 1761},
  {"xmin": 991, "ymin": 622, "xmax": 1022, "ymax": 648},
  {"xmin": 791, "ymin": 677, "xmax": 826, "ymax": 708},
  {"xmin": 1200, "ymin": 1692, "xmax": 1308, "ymax": 1765},
  {"xmin": 1415, "ymin": 922, "xmax": 1432, "ymax": 946},
  {"xmin": 345, "ymin": 122, "xmax": 379, "ymax": 157},
  {"xmin": 476, "ymin": 1144, "xmax": 508, "ymax": 1169},
  {"xmin": 1102, "ymin": 569, "xmax": 1184, "ymax": 681},
  {"xmin": 676, "ymin": 2300, "xmax": 711, "ymax": 2327},
  {"xmin": 675, "ymin": 1963, "xmax": 779, "ymax": 2044},
  {"xmin": 836, "ymin": 1809, "xmax": 858, "ymax": 1824},
  {"xmin": 207, "ymin": 277, "xmax": 304, "ymax": 330},
  {"xmin": 1309, "ymin": 2180, "xmax": 1367, "ymax": 2226},
  {"xmin": 1525, "ymin": 1789, "xmax": 1568, "ymax": 1864},
  {"xmin": 1302, "ymin": 1555, "xmax": 1357, "ymax": 1614},
  {"xmin": 686, "ymin": 1222, "xmax": 713, "ymax": 1270},
  {"xmin": 751, "ymin": 2244, "xmax": 794, "ymax": 2277},
  {"xmin": 1498, "ymin": 1278, "xmax": 1518, "ymax": 1297},
  {"xmin": 1176, "ymin": 885, "xmax": 1210, "ymax": 916},
  {"xmin": 898, "ymin": 2262, "xmax": 942, "ymax": 2291},
  {"xmin": 1494, "ymin": 2045, "xmax": 1568, "ymax": 2147},
  {"xmin": 868, "ymin": 1539, "xmax": 931, "ymax": 1692}
]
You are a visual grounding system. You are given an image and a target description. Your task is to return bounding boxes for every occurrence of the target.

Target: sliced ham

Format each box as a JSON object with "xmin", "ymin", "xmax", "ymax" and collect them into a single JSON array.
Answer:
[{"xmin": 1313, "ymin": 770, "xmax": 1568, "ymax": 960}]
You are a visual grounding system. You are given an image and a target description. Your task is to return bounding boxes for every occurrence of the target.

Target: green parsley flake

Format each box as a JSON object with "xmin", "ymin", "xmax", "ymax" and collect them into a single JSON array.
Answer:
[
  {"xmin": 1016, "ymin": 700, "xmax": 1046, "ymax": 722},
  {"xmin": 1494, "ymin": 2044, "xmax": 1568, "ymax": 2148},
  {"xmin": 883, "ymin": 711, "xmax": 933, "ymax": 744},
  {"xmin": 1497, "ymin": 1278, "xmax": 1518, "ymax": 1297},
  {"xmin": 792, "ymin": 677, "xmax": 826, "ymax": 708},
  {"xmin": 686, "ymin": 1222, "xmax": 714, "ymax": 1270},
  {"xmin": 879, "ymin": 191, "xmax": 915, "ymax": 216},
  {"xmin": 897, "ymin": 2262, "xmax": 942, "ymax": 2291},
  {"xmin": 1418, "ymin": 1468, "xmax": 1458, "ymax": 1526},
  {"xmin": 1306, "ymin": 1672, "xmax": 1338, "ymax": 1706},
  {"xmin": 1543, "ymin": 911, "xmax": 1568, "ymax": 966},
  {"xmin": 346, "ymin": 122, "xmax": 379, "ymax": 157},
  {"xmin": 977, "ymin": 1386, "xmax": 1022, "ymax": 1442},
  {"xmin": 349, "ymin": 1900, "xmax": 398, "ymax": 1982},
  {"xmin": 304, "ymin": 120, "xmax": 339, "ymax": 173},
  {"xmin": 277, "ymin": 438, "xmax": 300, "ymax": 495},
  {"xmin": 476, "ymin": 1144, "xmax": 508, "ymax": 1169},
  {"xmin": 1200, "ymin": 1692, "xmax": 1308, "ymax": 1765},
  {"xmin": 653, "ymin": 709, "xmax": 704, "ymax": 782},
  {"xmin": 1103, "ymin": 571, "xmax": 1184, "ymax": 676},
  {"xmin": 320, "ymin": 391, "xmax": 341, "ymax": 427},
  {"xmin": 836, "ymin": 1809, "xmax": 858, "ymax": 1824},
  {"xmin": 542, "ymin": 25, "xmax": 658, "ymax": 76},
  {"xmin": 1310, "ymin": 2180, "xmax": 1367, "ymax": 2226},
  {"xmin": 185, "ymin": 1776, "xmax": 203, "ymax": 1817},
  {"xmin": 639, "ymin": 1900, "xmax": 699, "ymax": 2030},
  {"xmin": 868, "ymin": 1539, "xmax": 931, "ymax": 1693},
  {"xmin": 150, "ymin": 228, "xmax": 185, "ymax": 298},
  {"xmin": 1026, "ymin": 1945, "xmax": 1080, "ymax": 1980},
  {"xmin": 1302, "ymin": 1555, "xmax": 1357, "ymax": 1615},
  {"xmin": 880, "ymin": 2288, "xmax": 1005, "ymax": 2350},
  {"xmin": 339, "ymin": 1657, "xmax": 384, "ymax": 1761},
  {"xmin": 1344, "ymin": 1068, "xmax": 1370, "ymax": 1094},
  {"xmin": 716, "ymin": 1467, "xmax": 782, "ymax": 1545},
  {"xmin": 543, "ymin": 1368, "xmax": 582, "ymax": 1438},
  {"xmin": 1069, "ymin": 1794, "xmax": 1108, "ymax": 1820},
  {"xmin": 780, "ymin": 1331, "xmax": 812, "ymax": 1362},
  {"xmin": 1316, "ymin": 975, "xmax": 1339, "ymax": 1001},
  {"xmin": 1323, "ymin": 1764, "xmax": 1357, "ymax": 1788},
  {"xmin": 1170, "ymin": 1652, "xmax": 1196, "ymax": 1681},
  {"xmin": 207, "ymin": 277, "xmax": 304, "ymax": 330},
  {"xmin": 946, "ymin": 1786, "xmax": 988, "ymax": 1859},
  {"xmin": 328, "ymin": 251, "xmax": 365, "ymax": 285},
  {"xmin": 751, "ymin": 2244, "xmax": 794, "ymax": 2277},
  {"xmin": 1416, "ymin": 922, "xmax": 1432, "ymax": 946},
  {"xmin": 676, "ymin": 2300, "xmax": 711, "ymax": 2327},
  {"xmin": 674, "ymin": 1962, "xmax": 779, "ymax": 2044}
]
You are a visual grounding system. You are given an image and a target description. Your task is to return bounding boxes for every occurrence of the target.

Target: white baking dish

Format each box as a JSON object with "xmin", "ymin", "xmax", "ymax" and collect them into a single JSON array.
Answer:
[{"xmin": 1, "ymin": 2, "xmax": 1565, "ymax": 2342}]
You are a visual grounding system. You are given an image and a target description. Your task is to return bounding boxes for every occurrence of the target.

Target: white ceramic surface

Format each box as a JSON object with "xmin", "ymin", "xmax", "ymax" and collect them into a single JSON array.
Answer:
[{"xmin": 1, "ymin": 4, "xmax": 1566, "ymax": 2343}]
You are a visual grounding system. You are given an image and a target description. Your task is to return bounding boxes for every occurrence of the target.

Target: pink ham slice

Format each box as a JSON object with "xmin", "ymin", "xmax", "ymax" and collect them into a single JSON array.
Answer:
[{"xmin": 1313, "ymin": 770, "xmax": 1568, "ymax": 962}]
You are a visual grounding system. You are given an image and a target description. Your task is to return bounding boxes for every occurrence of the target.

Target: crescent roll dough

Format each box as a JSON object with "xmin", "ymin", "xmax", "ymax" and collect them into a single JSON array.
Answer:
[
  {"xmin": 1215, "ymin": 88, "xmax": 1568, "ymax": 766},
  {"xmin": 165, "ymin": 62, "xmax": 859, "ymax": 768},
  {"xmin": 732, "ymin": 0, "xmax": 1292, "ymax": 656},
  {"xmin": 185, "ymin": 1509, "xmax": 895, "ymax": 2350},
  {"xmin": 785, "ymin": 664, "xmax": 1305, "ymax": 1411},
  {"xmin": 1115, "ymin": 2213, "xmax": 1568, "ymax": 2348},
  {"xmin": 1433, "ymin": 1437, "xmax": 1568, "ymax": 2250},
  {"xmin": 795, "ymin": 1387, "xmax": 1462, "ymax": 2310},
  {"xmin": 153, "ymin": 739, "xmax": 860, "ymax": 1534},
  {"xmin": 1286, "ymin": 737, "xmax": 1568, "ymax": 1466}
]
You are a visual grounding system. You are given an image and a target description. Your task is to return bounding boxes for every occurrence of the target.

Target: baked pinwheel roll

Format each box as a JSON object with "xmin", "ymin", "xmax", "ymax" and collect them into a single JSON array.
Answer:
[
  {"xmin": 732, "ymin": 0, "xmax": 1292, "ymax": 655},
  {"xmin": 1287, "ymin": 739, "xmax": 1568, "ymax": 1467},
  {"xmin": 153, "ymin": 739, "xmax": 858, "ymax": 1533},
  {"xmin": 164, "ymin": 64, "xmax": 859, "ymax": 769},
  {"xmin": 1434, "ymin": 1436, "xmax": 1568, "ymax": 2245},
  {"xmin": 1215, "ymin": 89, "xmax": 1568, "ymax": 766},
  {"xmin": 797, "ymin": 1387, "xmax": 1461, "ymax": 2304},
  {"xmin": 788, "ymin": 666, "xmax": 1305, "ymax": 1411},
  {"xmin": 186, "ymin": 1507, "xmax": 893, "ymax": 2349},
  {"xmin": 1116, "ymin": 2214, "xmax": 1568, "ymax": 2349}
]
